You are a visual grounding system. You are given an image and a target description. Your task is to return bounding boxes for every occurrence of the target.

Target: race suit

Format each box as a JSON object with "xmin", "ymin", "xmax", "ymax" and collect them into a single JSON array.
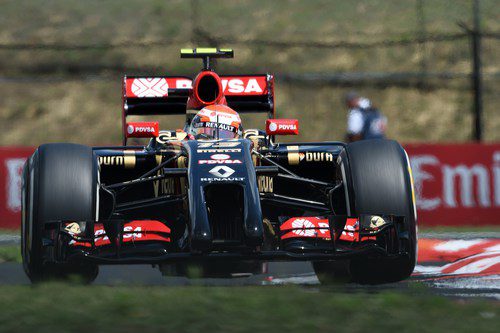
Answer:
[{"xmin": 347, "ymin": 106, "xmax": 387, "ymax": 140}]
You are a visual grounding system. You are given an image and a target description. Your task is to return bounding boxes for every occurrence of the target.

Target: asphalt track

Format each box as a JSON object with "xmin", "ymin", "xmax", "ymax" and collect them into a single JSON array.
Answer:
[{"xmin": 1, "ymin": 232, "xmax": 499, "ymax": 300}]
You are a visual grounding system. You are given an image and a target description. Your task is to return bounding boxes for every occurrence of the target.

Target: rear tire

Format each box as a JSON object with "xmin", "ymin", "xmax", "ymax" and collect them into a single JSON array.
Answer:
[
  {"xmin": 21, "ymin": 143, "xmax": 99, "ymax": 283},
  {"xmin": 315, "ymin": 140, "xmax": 417, "ymax": 284}
]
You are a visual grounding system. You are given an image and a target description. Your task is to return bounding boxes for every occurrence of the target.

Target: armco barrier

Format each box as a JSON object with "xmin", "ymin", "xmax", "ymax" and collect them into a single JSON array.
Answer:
[{"xmin": 0, "ymin": 144, "xmax": 499, "ymax": 229}]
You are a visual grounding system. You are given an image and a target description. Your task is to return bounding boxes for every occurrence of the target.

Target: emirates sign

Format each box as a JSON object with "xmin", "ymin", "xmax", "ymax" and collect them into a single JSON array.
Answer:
[{"xmin": 406, "ymin": 143, "xmax": 500, "ymax": 226}]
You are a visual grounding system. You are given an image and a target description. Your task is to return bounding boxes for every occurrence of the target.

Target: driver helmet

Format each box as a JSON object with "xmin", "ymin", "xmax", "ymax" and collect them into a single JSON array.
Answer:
[{"xmin": 187, "ymin": 104, "xmax": 243, "ymax": 140}]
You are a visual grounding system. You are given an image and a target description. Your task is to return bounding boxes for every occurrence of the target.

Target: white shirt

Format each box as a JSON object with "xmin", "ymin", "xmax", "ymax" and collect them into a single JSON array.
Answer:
[{"xmin": 347, "ymin": 108, "xmax": 364, "ymax": 135}]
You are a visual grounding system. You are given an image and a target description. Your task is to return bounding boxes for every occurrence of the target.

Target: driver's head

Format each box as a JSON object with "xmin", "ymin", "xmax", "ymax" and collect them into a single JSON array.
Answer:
[
  {"xmin": 187, "ymin": 104, "xmax": 243, "ymax": 140},
  {"xmin": 345, "ymin": 91, "xmax": 359, "ymax": 108}
]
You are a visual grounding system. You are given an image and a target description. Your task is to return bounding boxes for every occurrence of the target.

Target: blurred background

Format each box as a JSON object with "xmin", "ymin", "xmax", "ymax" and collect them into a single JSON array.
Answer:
[{"xmin": 0, "ymin": 0, "xmax": 498, "ymax": 145}]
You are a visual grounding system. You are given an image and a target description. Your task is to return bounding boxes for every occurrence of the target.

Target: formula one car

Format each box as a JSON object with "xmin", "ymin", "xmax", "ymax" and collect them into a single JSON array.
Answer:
[{"xmin": 21, "ymin": 48, "xmax": 417, "ymax": 284}]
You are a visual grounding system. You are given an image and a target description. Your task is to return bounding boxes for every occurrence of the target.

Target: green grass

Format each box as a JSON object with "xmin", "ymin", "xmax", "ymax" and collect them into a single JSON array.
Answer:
[
  {"xmin": 0, "ymin": 245, "xmax": 21, "ymax": 263},
  {"xmin": 0, "ymin": 284, "xmax": 497, "ymax": 333},
  {"xmin": 0, "ymin": 228, "xmax": 19, "ymax": 235}
]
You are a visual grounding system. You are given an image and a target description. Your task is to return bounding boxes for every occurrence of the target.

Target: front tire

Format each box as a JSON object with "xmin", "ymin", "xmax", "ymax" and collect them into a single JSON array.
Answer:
[
  {"xmin": 21, "ymin": 143, "xmax": 99, "ymax": 283},
  {"xmin": 315, "ymin": 140, "xmax": 417, "ymax": 284}
]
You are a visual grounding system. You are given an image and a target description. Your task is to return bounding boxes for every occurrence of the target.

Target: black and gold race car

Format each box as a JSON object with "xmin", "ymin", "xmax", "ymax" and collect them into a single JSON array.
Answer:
[{"xmin": 21, "ymin": 48, "xmax": 417, "ymax": 284}]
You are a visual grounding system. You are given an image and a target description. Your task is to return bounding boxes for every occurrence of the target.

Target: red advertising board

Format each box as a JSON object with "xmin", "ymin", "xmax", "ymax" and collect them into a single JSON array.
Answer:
[
  {"xmin": 405, "ymin": 143, "xmax": 500, "ymax": 226},
  {"xmin": 0, "ymin": 147, "xmax": 35, "ymax": 229},
  {"xmin": 0, "ymin": 144, "xmax": 498, "ymax": 229}
]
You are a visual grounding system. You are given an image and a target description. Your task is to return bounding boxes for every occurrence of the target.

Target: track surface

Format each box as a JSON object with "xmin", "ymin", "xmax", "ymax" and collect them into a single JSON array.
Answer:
[{"xmin": 1, "ymin": 232, "xmax": 499, "ymax": 299}]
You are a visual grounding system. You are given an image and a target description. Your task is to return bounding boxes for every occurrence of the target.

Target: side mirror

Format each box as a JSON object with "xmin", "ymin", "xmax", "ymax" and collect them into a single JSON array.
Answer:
[
  {"xmin": 266, "ymin": 119, "xmax": 299, "ymax": 136},
  {"xmin": 126, "ymin": 122, "xmax": 159, "ymax": 138}
]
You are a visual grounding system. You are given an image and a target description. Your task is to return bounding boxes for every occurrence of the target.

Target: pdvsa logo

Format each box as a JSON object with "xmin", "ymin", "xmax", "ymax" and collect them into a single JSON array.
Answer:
[
  {"xmin": 221, "ymin": 78, "xmax": 264, "ymax": 94},
  {"xmin": 278, "ymin": 124, "xmax": 297, "ymax": 130},
  {"xmin": 134, "ymin": 126, "xmax": 156, "ymax": 133}
]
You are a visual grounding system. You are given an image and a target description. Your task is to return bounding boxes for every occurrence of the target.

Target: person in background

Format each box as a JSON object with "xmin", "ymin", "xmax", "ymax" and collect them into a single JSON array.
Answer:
[{"xmin": 345, "ymin": 91, "xmax": 387, "ymax": 142}]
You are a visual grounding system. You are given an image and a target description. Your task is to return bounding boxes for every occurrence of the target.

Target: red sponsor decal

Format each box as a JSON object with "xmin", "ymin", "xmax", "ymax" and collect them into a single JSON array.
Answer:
[
  {"xmin": 70, "ymin": 220, "xmax": 171, "ymax": 247},
  {"xmin": 220, "ymin": 76, "xmax": 268, "ymax": 96},
  {"xmin": 126, "ymin": 77, "xmax": 191, "ymax": 98},
  {"xmin": 338, "ymin": 218, "xmax": 360, "ymax": 242},
  {"xmin": 198, "ymin": 159, "xmax": 242, "ymax": 164},
  {"xmin": 126, "ymin": 75, "xmax": 268, "ymax": 98},
  {"xmin": 0, "ymin": 147, "xmax": 35, "ymax": 229},
  {"xmin": 266, "ymin": 119, "xmax": 299, "ymax": 136},
  {"xmin": 405, "ymin": 143, "xmax": 500, "ymax": 226},
  {"xmin": 280, "ymin": 217, "xmax": 331, "ymax": 240},
  {"xmin": 126, "ymin": 122, "xmax": 159, "ymax": 138}
]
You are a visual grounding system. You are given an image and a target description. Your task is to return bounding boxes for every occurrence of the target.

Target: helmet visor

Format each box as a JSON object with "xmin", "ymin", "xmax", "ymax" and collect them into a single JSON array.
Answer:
[{"xmin": 192, "ymin": 120, "xmax": 241, "ymax": 140}]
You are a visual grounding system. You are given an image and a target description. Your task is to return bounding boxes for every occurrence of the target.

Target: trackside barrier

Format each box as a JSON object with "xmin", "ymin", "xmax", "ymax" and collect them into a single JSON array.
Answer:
[
  {"xmin": 0, "ymin": 144, "xmax": 499, "ymax": 229},
  {"xmin": 0, "ymin": 147, "xmax": 35, "ymax": 229},
  {"xmin": 405, "ymin": 143, "xmax": 500, "ymax": 226}
]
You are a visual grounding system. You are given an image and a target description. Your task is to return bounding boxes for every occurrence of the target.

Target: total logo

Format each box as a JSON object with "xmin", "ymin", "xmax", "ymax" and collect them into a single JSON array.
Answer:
[{"xmin": 210, "ymin": 154, "xmax": 230, "ymax": 160}]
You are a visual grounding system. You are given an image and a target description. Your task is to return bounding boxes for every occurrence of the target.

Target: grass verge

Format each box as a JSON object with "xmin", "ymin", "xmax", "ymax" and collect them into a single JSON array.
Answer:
[
  {"xmin": 0, "ymin": 245, "xmax": 21, "ymax": 263},
  {"xmin": 0, "ymin": 284, "xmax": 497, "ymax": 333}
]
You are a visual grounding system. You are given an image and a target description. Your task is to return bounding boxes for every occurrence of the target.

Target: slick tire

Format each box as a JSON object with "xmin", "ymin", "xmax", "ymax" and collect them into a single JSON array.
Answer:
[
  {"xmin": 314, "ymin": 140, "xmax": 417, "ymax": 284},
  {"xmin": 21, "ymin": 143, "xmax": 99, "ymax": 283}
]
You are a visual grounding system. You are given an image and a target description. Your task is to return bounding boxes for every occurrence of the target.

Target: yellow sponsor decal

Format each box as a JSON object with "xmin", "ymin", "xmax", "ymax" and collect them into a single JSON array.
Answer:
[
  {"xmin": 99, "ymin": 156, "xmax": 124, "ymax": 166},
  {"xmin": 258, "ymin": 176, "xmax": 274, "ymax": 193},
  {"xmin": 123, "ymin": 150, "xmax": 136, "ymax": 169},
  {"xmin": 305, "ymin": 152, "xmax": 334, "ymax": 162},
  {"xmin": 286, "ymin": 145, "xmax": 300, "ymax": 165},
  {"xmin": 153, "ymin": 169, "xmax": 176, "ymax": 197}
]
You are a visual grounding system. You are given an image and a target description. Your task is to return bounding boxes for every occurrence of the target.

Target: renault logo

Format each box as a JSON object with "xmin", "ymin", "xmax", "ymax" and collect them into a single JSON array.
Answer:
[{"xmin": 209, "ymin": 165, "xmax": 235, "ymax": 178}]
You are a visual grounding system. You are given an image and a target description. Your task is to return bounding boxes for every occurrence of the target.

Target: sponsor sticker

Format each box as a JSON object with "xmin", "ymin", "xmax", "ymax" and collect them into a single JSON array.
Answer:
[
  {"xmin": 130, "ymin": 78, "xmax": 169, "ymax": 97},
  {"xmin": 201, "ymin": 166, "xmax": 244, "ymax": 182},
  {"xmin": 305, "ymin": 152, "xmax": 334, "ymax": 162},
  {"xmin": 99, "ymin": 156, "xmax": 124, "ymax": 166},
  {"xmin": 201, "ymin": 177, "xmax": 245, "ymax": 182},
  {"xmin": 198, "ymin": 159, "xmax": 242, "ymax": 165},
  {"xmin": 126, "ymin": 121, "xmax": 159, "ymax": 138},
  {"xmin": 197, "ymin": 141, "xmax": 241, "ymax": 148},
  {"xmin": 209, "ymin": 165, "xmax": 235, "ymax": 178},
  {"xmin": 210, "ymin": 154, "xmax": 230, "ymax": 160},
  {"xmin": 266, "ymin": 119, "xmax": 299, "ymax": 136},
  {"xmin": 258, "ymin": 176, "xmax": 274, "ymax": 193},
  {"xmin": 197, "ymin": 148, "xmax": 242, "ymax": 153}
]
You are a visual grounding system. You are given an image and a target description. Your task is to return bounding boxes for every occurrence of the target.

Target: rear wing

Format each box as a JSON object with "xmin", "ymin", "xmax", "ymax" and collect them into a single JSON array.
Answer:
[
  {"xmin": 122, "ymin": 74, "xmax": 275, "ymax": 144},
  {"xmin": 123, "ymin": 74, "xmax": 274, "ymax": 116}
]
